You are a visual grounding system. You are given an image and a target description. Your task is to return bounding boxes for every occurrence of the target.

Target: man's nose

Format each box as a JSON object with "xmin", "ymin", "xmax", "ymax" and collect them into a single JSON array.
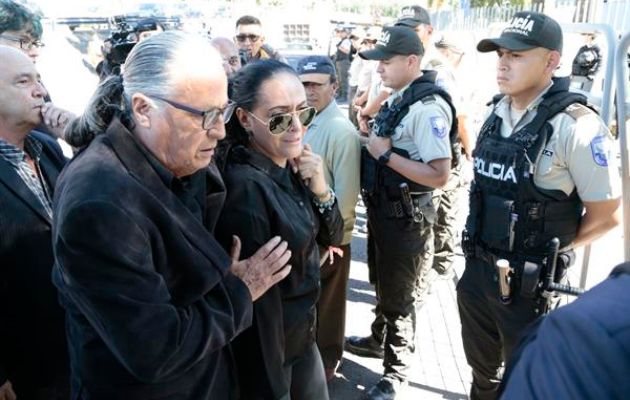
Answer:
[
  {"xmin": 209, "ymin": 120, "xmax": 226, "ymax": 140},
  {"xmin": 27, "ymin": 46, "xmax": 40, "ymax": 60},
  {"xmin": 34, "ymin": 81, "xmax": 47, "ymax": 98}
]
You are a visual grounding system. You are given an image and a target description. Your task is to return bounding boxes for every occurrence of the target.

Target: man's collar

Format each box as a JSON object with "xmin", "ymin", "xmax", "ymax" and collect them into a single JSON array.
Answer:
[
  {"xmin": 130, "ymin": 131, "xmax": 177, "ymax": 189},
  {"xmin": 314, "ymin": 99, "xmax": 337, "ymax": 119},
  {"xmin": 387, "ymin": 81, "xmax": 414, "ymax": 106},
  {"xmin": 0, "ymin": 134, "xmax": 43, "ymax": 167}
]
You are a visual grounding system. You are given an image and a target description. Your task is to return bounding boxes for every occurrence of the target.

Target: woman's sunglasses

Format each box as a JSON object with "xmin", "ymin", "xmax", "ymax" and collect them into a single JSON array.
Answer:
[{"xmin": 248, "ymin": 107, "xmax": 317, "ymax": 135}]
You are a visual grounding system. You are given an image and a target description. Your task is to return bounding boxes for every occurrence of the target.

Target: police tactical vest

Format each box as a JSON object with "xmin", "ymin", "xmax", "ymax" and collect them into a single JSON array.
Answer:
[
  {"xmin": 360, "ymin": 71, "xmax": 460, "ymax": 197},
  {"xmin": 468, "ymin": 77, "xmax": 586, "ymax": 256},
  {"xmin": 372, "ymin": 70, "xmax": 461, "ymax": 169}
]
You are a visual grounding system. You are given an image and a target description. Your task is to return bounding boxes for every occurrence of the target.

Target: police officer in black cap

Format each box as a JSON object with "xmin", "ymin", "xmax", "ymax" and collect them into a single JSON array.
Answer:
[
  {"xmin": 458, "ymin": 11, "xmax": 621, "ymax": 400},
  {"xmin": 348, "ymin": 25, "xmax": 457, "ymax": 399}
]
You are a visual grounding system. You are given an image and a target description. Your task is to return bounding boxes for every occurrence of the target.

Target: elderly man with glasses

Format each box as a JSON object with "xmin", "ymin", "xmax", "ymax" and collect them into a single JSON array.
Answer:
[
  {"xmin": 53, "ymin": 31, "xmax": 293, "ymax": 399},
  {"xmin": 0, "ymin": 0, "xmax": 75, "ymax": 140},
  {"xmin": 211, "ymin": 36, "xmax": 242, "ymax": 78}
]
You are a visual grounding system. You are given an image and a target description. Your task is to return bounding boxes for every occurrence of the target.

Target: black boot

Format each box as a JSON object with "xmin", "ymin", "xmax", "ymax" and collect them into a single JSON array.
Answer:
[
  {"xmin": 345, "ymin": 335, "xmax": 384, "ymax": 358},
  {"xmin": 364, "ymin": 377, "xmax": 405, "ymax": 400}
]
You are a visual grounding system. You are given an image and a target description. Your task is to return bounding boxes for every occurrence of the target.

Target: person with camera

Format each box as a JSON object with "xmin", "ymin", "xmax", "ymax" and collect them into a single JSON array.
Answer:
[
  {"xmin": 96, "ymin": 16, "xmax": 165, "ymax": 80},
  {"xmin": 348, "ymin": 26, "xmax": 455, "ymax": 400},
  {"xmin": 458, "ymin": 12, "xmax": 621, "ymax": 400},
  {"xmin": 234, "ymin": 15, "xmax": 286, "ymax": 66}
]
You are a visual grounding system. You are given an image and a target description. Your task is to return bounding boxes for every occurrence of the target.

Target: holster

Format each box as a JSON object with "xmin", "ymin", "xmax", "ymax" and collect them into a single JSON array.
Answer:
[{"xmin": 360, "ymin": 147, "xmax": 378, "ymax": 197}]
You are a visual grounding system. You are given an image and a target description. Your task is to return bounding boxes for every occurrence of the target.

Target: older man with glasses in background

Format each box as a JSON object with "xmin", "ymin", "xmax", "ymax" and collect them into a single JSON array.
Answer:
[{"xmin": 211, "ymin": 36, "xmax": 242, "ymax": 79}]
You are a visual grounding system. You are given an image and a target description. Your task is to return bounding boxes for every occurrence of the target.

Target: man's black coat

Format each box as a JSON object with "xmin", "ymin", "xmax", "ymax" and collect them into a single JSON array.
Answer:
[
  {"xmin": 0, "ymin": 131, "xmax": 69, "ymax": 395},
  {"xmin": 52, "ymin": 120, "xmax": 253, "ymax": 399}
]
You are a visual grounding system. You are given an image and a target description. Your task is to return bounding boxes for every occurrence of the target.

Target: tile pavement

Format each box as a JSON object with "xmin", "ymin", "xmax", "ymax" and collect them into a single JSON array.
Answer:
[{"xmin": 328, "ymin": 188, "xmax": 624, "ymax": 399}]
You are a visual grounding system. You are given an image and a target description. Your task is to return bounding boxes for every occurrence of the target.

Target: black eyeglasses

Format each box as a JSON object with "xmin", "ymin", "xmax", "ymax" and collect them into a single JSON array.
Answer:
[
  {"xmin": 224, "ymin": 55, "xmax": 240, "ymax": 66},
  {"xmin": 235, "ymin": 34, "xmax": 260, "ymax": 43},
  {"xmin": 153, "ymin": 96, "xmax": 235, "ymax": 129},
  {"xmin": 248, "ymin": 107, "xmax": 317, "ymax": 135},
  {"xmin": 0, "ymin": 34, "xmax": 45, "ymax": 50}
]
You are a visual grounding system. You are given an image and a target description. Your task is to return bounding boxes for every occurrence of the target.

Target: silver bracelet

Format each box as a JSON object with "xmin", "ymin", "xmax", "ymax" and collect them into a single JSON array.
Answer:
[{"xmin": 312, "ymin": 188, "xmax": 336, "ymax": 214}]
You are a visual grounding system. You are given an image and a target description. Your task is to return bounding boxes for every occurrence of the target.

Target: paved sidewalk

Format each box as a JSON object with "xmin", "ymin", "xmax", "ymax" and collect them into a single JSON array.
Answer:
[
  {"xmin": 328, "ymin": 202, "xmax": 471, "ymax": 400},
  {"xmin": 328, "ymin": 193, "xmax": 623, "ymax": 400}
]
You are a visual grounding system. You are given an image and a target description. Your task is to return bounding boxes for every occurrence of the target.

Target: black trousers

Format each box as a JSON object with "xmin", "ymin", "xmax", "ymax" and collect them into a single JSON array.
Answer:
[
  {"xmin": 284, "ymin": 343, "xmax": 329, "ymax": 400},
  {"xmin": 456, "ymin": 256, "xmax": 543, "ymax": 400},
  {"xmin": 316, "ymin": 244, "xmax": 352, "ymax": 370},
  {"xmin": 366, "ymin": 196, "xmax": 433, "ymax": 382},
  {"xmin": 335, "ymin": 60, "xmax": 351, "ymax": 99}
]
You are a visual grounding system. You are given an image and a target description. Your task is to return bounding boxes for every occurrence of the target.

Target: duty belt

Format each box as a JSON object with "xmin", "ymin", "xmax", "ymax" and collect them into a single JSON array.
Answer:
[{"xmin": 384, "ymin": 194, "xmax": 426, "ymax": 221}]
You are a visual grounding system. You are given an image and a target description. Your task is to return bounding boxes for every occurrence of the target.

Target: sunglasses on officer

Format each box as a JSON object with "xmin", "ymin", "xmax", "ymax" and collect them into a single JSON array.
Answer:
[
  {"xmin": 247, "ymin": 107, "xmax": 317, "ymax": 135},
  {"xmin": 235, "ymin": 34, "xmax": 261, "ymax": 43},
  {"xmin": 152, "ymin": 96, "xmax": 236, "ymax": 129}
]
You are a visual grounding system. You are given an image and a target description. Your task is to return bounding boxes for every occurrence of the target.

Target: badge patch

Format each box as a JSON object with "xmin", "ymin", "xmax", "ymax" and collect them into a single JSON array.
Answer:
[
  {"xmin": 590, "ymin": 136, "xmax": 610, "ymax": 167},
  {"xmin": 430, "ymin": 116, "xmax": 447, "ymax": 138},
  {"xmin": 542, "ymin": 149, "xmax": 553, "ymax": 157}
]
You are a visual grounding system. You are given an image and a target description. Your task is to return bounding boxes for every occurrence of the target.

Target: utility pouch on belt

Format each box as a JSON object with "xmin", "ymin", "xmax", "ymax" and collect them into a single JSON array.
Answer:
[
  {"xmin": 480, "ymin": 195, "xmax": 516, "ymax": 252},
  {"xmin": 465, "ymin": 183, "xmax": 482, "ymax": 238},
  {"xmin": 416, "ymin": 193, "xmax": 437, "ymax": 225},
  {"xmin": 360, "ymin": 146, "xmax": 378, "ymax": 196}
]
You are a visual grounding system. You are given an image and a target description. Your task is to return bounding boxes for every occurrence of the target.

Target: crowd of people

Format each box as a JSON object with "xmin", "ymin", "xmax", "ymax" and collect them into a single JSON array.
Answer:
[{"xmin": 0, "ymin": 0, "xmax": 625, "ymax": 400}]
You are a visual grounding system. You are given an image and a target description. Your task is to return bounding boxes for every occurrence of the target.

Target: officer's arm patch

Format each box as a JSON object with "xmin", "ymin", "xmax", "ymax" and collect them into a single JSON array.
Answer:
[
  {"xmin": 565, "ymin": 103, "xmax": 593, "ymax": 120},
  {"xmin": 430, "ymin": 116, "xmax": 447, "ymax": 138},
  {"xmin": 421, "ymin": 95, "xmax": 436, "ymax": 104},
  {"xmin": 590, "ymin": 135, "xmax": 610, "ymax": 167}
]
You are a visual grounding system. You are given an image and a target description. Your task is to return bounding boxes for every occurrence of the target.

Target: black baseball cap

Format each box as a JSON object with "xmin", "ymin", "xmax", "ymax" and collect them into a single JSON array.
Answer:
[
  {"xmin": 359, "ymin": 26, "xmax": 424, "ymax": 61},
  {"xmin": 297, "ymin": 55, "xmax": 336, "ymax": 84},
  {"xmin": 477, "ymin": 11, "xmax": 563, "ymax": 53},
  {"xmin": 395, "ymin": 6, "xmax": 431, "ymax": 28}
]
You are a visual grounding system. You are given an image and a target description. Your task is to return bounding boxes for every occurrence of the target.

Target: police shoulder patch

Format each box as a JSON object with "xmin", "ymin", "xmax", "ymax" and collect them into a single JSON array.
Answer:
[
  {"xmin": 590, "ymin": 135, "xmax": 610, "ymax": 167},
  {"xmin": 421, "ymin": 95, "xmax": 437, "ymax": 104},
  {"xmin": 430, "ymin": 116, "xmax": 447, "ymax": 138},
  {"xmin": 564, "ymin": 103, "xmax": 593, "ymax": 120}
]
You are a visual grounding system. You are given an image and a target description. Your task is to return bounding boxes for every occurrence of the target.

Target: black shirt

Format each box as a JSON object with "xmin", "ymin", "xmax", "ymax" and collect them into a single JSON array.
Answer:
[
  {"xmin": 216, "ymin": 145, "xmax": 343, "ymax": 398},
  {"xmin": 133, "ymin": 132, "xmax": 207, "ymax": 222}
]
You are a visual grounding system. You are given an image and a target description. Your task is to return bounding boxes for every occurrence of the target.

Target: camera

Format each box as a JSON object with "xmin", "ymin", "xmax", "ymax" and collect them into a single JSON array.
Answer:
[
  {"xmin": 104, "ymin": 16, "xmax": 162, "ymax": 67},
  {"xmin": 239, "ymin": 48, "xmax": 252, "ymax": 66}
]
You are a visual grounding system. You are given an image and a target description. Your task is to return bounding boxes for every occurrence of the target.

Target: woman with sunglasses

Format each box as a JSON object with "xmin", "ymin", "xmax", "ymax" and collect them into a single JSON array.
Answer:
[{"xmin": 216, "ymin": 60, "xmax": 343, "ymax": 400}]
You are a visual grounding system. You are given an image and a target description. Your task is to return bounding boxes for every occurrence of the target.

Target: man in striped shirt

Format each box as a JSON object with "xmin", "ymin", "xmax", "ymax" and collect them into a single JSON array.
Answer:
[{"xmin": 0, "ymin": 45, "xmax": 69, "ymax": 400}]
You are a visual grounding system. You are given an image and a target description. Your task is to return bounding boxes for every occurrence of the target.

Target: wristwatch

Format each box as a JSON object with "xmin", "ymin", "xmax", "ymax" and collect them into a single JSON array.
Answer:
[{"xmin": 378, "ymin": 149, "xmax": 393, "ymax": 165}]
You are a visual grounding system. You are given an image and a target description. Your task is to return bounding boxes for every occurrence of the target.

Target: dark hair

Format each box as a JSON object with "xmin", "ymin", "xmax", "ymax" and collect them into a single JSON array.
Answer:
[
  {"xmin": 235, "ymin": 15, "xmax": 261, "ymax": 28},
  {"xmin": 0, "ymin": 0, "xmax": 42, "ymax": 39},
  {"xmin": 217, "ymin": 59, "xmax": 297, "ymax": 169}
]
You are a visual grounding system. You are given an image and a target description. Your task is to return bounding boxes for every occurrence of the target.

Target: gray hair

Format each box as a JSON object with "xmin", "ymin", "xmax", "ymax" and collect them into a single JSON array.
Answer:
[{"xmin": 66, "ymin": 31, "xmax": 221, "ymax": 147}]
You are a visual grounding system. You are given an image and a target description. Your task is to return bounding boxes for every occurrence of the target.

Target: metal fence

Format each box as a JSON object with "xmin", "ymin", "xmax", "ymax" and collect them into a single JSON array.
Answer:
[
  {"xmin": 615, "ymin": 32, "xmax": 630, "ymax": 262},
  {"xmin": 596, "ymin": 0, "xmax": 630, "ymax": 33},
  {"xmin": 429, "ymin": 0, "xmax": 628, "ymax": 31}
]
